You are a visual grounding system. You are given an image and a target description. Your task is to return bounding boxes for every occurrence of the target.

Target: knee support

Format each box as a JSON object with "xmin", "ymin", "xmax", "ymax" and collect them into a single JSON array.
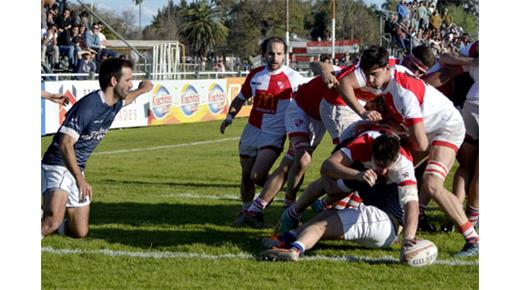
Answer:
[{"xmin": 424, "ymin": 160, "xmax": 449, "ymax": 180}]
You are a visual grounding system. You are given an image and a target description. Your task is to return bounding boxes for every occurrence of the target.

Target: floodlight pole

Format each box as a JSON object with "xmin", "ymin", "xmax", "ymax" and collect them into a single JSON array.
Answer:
[
  {"xmin": 286, "ymin": 0, "xmax": 290, "ymax": 66},
  {"xmin": 332, "ymin": 0, "xmax": 336, "ymax": 61}
]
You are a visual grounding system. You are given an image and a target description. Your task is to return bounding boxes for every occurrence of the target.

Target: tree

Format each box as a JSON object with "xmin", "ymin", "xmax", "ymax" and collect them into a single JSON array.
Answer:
[
  {"xmin": 142, "ymin": 0, "xmax": 183, "ymax": 41},
  {"xmin": 179, "ymin": 0, "xmax": 229, "ymax": 57}
]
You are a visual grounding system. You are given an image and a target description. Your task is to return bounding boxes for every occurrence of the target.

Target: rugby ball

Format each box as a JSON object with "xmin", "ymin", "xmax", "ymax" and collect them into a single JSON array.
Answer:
[{"xmin": 400, "ymin": 239, "xmax": 438, "ymax": 267}]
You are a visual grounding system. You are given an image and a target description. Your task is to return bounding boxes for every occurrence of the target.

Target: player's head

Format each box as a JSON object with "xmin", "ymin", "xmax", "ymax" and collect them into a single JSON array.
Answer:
[
  {"xmin": 99, "ymin": 58, "xmax": 134, "ymax": 99},
  {"xmin": 372, "ymin": 133, "xmax": 400, "ymax": 175},
  {"xmin": 261, "ymin": 36, "xmax": 287, "ymax": 71},
  {"xmin": 360, "ymin": 46, "xmax": 391, "ymax": 91},
  {"xmin": 401, "ymin": 45, "xmax": 435, "ymax": 77}
]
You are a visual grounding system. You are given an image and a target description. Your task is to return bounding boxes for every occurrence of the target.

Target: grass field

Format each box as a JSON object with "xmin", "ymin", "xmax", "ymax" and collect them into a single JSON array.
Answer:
[{"xmin": 41, "ymin": 118, "xmax": 478, "ymax": 289}]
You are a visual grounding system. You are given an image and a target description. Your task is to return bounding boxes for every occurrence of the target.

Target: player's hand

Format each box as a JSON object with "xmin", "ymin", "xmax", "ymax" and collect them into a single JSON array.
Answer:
[
  {"xmin": 401, "ymin": 238, "xmax": 418, "ymax": 251},
  {"xmin": 357, "ymin": 169, "xmax": 378, "ymax": 187},
  {"xmin": 360, "ymin": 110, "xmax": 382, "ymax": 122},
  {"xmin": 220, "ymin": 115, "xmax": 233, "ymax": 134},
  {"xmin": 321, "ymin": 72, "xmax": 339, "ymax": 89},
  {"xmin": 49, "ymin": 94, "xmax": 70, "ymax": 105},
  {"xmin": 138, "ymin": 80, "xmax": 154, "ymax": 93},
  {"xmin": 76, "ymin": 177, "xmax": 92, "ymax": 203}
]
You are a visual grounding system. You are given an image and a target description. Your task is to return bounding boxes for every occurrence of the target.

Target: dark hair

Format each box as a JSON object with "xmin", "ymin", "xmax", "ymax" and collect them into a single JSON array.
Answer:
[
  {"xmin": 80, "ymin": 11, "xmax": 89, "ymax": 18},
  {"xmin": 360, "ymin": 46, "xmax": 389, "ymax": 72},
  {"xmin": 98, "ymin": 58, "xmax": 134, "ymax": 91},
  {"xmin": 260, "ymin": 36, "xmax": 287, "ymax": 54},
  {"xmin": 411, "ymin": 45, "xmax": 435, "ymax": 68},
  {"xmin": 372, "ymin": 134, "xmax": 400, "ymax": 166}
]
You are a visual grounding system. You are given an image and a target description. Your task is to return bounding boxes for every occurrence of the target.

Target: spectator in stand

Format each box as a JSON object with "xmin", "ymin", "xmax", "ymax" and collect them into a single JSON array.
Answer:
[
  {"xmin": 85, "ymin": 23, "xmax": 102, "ymax": 60},
  {"xmin": 57, "ymin": 25, "xmax": 77, "ymax": 70},
  {"xmin": 47, "ymin": 3, "xmax": 59, "ymax": 28},
  {"xmin": 396, "ymin": 0, "xmax": 409, "ymax": 24},
  {"xmin": 75, "ymin": 50, "xmax": 97, "ymax": 79},
  {"xmin": 442, "ymin": 8, "xmax": 453, "ymax": 28},
  {"xmin": 77, "ymin": 24, "xmax": 87, "ymax": 50},
  {"xmin": 96, "ymin": 22, "xmax": 119, "ymax": 60},
  {"xmin": 429, "ymin": 9, "xmax": 442, "ymax": 31},
  {"xmin": 418, "ymin": 1, "xmax": 430, "ymax": 31},
  {"xmin": 42, "ymin": 24, "xmax": 60, "ymax": 68},
  {"xmin": 79, "ymin": 11, "xmax": 89, "ymax": 29},
  {"xmin": 56, "ymin": 7, "xmax": 73, "ymax": 33}
]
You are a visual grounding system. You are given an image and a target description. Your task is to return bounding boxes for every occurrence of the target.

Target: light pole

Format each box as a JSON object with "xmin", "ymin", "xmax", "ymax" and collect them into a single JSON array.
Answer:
[
  {"xmin": 331, "ymin": 0, "xmax": 336, "ymax": 61},
  {"xmin": 286, "ymin": 0, "xmax": 290, "ymax": 66}
]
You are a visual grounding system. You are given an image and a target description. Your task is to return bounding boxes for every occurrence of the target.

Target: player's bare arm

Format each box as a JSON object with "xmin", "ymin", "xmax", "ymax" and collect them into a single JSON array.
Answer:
[
  {"xmin": 309, "ymin": 61, "xmax": 339, "ymax": 88},
  {"xmin": 220, "ymin": 96, "xmax": 246, "ymax": 134},
  {"xmin": 400, "ymin": 187, "xmax": 419, "ymax": 245},
  {"xmin": 337, "ymin": 74, "xmax": 382, "ymax": 121},
  {"xmin": 439, "ymin": 53, "xmax": 478, "ymax": 67},
  {"xmin": 321, "ymin": 150, "xmax": 377, "ymax": 185},
  {"xmin": 407, "ymin": 121, "xmax": 429, "ymax": 152},
  {"xmin": 124, "ymin": 80, "xmax": 154, "ymax": 106},
  {"xmin": 59, "ymin": 134, "xmax": 92, "ymax": 202},
  {"xmin": 41, "ymin": 90, "xmax": 70, "ymax": 105}
]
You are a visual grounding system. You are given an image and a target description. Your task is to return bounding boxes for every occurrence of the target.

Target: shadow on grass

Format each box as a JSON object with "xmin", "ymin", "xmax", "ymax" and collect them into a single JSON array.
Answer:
[{"xmin": 89, "ymin": 202, "xmax": 284, "ymax": 252}]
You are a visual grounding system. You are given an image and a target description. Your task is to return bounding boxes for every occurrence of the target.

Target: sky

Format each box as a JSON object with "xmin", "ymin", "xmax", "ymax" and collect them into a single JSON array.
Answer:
[{"xmin": 86, "ymin": 0, "xmax": 385, "ymax": 28}]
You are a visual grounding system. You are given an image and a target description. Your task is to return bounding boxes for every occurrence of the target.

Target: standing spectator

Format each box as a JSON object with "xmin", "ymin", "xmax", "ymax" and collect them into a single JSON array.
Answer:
[
  {"xmin": 429, "ymin": 9, "xmax": 442, "ymax": 31},
  {"xmin": 396, "ymin": 0, "xmax": 409, "ymax": 23},
  {"xmin": 418, "ymin": 1, "xmax": 430, "ymax": 31},
  {"xmin": 442, "ymin": 8, "xmax": 453, "ymax": 28}
]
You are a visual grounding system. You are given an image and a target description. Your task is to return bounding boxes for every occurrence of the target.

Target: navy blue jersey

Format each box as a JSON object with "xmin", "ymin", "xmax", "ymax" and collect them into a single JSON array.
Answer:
[
  {"xmin": 341, "ymin": 162, "xmax": 404, "ymax": 225},
  {"xmin": 42, "ymin": 90, "xmax": 123, "ymax": 170}
]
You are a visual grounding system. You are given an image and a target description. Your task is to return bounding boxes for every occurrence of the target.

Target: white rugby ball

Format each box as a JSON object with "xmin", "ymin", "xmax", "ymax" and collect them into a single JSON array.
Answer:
[{"xmin": 400, "ymin": 239, "xmax": 438, "ymax": 267}]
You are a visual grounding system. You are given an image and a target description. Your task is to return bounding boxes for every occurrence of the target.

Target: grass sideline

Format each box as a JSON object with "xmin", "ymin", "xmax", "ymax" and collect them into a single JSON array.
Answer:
[{"xmin": 41, "ymin": 118, "xmax": 478, "ymax": 289}]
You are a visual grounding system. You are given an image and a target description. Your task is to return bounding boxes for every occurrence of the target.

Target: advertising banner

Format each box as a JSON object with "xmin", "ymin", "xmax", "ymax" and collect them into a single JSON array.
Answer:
[
  {"xmin": 225, "ymin": 77, "xmax": 252, "ymax": 118},
  {"xmin": 147, "ymin": 79, "xmax": 229, "ymax": 125}
]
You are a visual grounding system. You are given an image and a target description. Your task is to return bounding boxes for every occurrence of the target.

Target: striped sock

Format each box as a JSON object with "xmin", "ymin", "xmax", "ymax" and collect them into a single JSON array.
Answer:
[
  {"xmin": 466, "ymin": 205, "xmax": 479, "ymax": 227},
  {"xmin": 346, "ymin": 192, "xmax": 362, "ymax": 208},
  {"xmin": 248, "ymin": 197, "xmax": 268, "ymax": 213},
  {"xmin": 288, "ymin": 206, "xmax": 300, "ymax": 220},
  {"xmin": 459, "ymin": 221, "xmax": 479, "ymax": 242},
  {"xmin": 290, "ymin": 241, "xmax": 306, "ymax": 255}
]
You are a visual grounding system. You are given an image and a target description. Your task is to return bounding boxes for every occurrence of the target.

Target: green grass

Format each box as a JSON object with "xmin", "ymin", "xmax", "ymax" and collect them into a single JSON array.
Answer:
[{"xmin": 41, "ymin": 118, "xmax": 478, "ymax": 289}]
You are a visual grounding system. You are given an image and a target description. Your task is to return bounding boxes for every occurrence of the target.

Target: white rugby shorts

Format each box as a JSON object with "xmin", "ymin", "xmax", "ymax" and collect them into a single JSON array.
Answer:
[
  {"xmin": 41, "ymin": 164, "xmax": 91, "ymax": 208},
  {"xmin": 428, "ymin": 109, "xmax": 466, "ymax": 151},
  {"xmin": 284, "ymin": 101, "xmax": 326, "ymax": 149},
  {"xmin": 337, "ymin": 203, "xmax": 397, "ymax": 248},
  {"xmin": 239, "ymin": 123, "xmax": 285, "ymax": 157},
  {"xmin": 319, "ymin": 99, "xmax": 361, "ymax": 143}
]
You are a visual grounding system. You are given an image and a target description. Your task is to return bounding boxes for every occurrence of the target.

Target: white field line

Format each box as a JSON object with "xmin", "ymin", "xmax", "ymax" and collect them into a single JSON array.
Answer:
[
  {"xmin": 152, "ymin": 192, "xmax": 286, "ymax": 202},
  {"xmin": 41, "ymin": 247, "xmax": 478, "ymax": 266},
  {"xmin": 94, "ymin": 137, "xmax": 240, "ymax": 155}
]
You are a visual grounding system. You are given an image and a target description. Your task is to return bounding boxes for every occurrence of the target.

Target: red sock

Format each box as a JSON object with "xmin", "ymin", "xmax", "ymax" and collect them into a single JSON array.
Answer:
[{"xmin": 459, "ymin": 221, "xmax": 479, "ymax": 242}]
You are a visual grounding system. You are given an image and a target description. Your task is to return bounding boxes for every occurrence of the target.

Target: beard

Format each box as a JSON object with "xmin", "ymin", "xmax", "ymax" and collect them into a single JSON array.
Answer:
[{"xmin": 114, "ymin": 85, "xmax": 128, "ymax": 99}]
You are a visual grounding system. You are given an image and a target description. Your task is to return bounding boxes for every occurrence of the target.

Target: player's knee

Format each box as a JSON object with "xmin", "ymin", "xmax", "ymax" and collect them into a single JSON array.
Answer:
[
  {"xmin": 322, "ymin": 177, "xmax": 342, "ymax": 196},
  {"xmin": 70, "ymin": 226, "xmax": 89, "ymax": 239},
  {"xmin": 250, "ymin": 171, "xmax": 267, "ymax": 186},
  {"xmin": 421, "ymin": 177, "xmax": 443, "ymax": 198},
  {"xmin": 297, "ymin": 150, "xmax": 313, "ymax": 170}
]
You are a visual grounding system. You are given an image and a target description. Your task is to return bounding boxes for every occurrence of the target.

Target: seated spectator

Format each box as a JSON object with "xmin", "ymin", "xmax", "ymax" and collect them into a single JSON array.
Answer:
[
  {"xmin": 96, "ymin": 23, "xmax": 119, "ymax": 60},
  {"xmin": 57, "ymin": 25, "xmax": 78, "ymax": 70},
  {"xmin": 85, "ymin": 23, "xmax": 102, "ymax": 58},
  {"xmin": 42, "ymin": 24, "xmax": 60, "ymax": 68},
  {"xmin": 75, "ymin": 49, "xmax": 97, "ymax": 79},
  {"xmin": 442, "ymin": 8, "xmax": 453, "ymax": 28},
  {"xmin": 56, "ymin": 7, "xmax": 73, "ymax": 33}
]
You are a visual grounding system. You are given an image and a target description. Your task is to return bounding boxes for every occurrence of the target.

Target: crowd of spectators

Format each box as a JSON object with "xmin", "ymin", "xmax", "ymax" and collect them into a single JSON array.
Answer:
[
  {"xmin": 41, "ymin": 0, "xmax": 120, "ymax": 77},
  {"xmin": 386, "ymin": 0, "xmax": 473, "ymax": 57}
]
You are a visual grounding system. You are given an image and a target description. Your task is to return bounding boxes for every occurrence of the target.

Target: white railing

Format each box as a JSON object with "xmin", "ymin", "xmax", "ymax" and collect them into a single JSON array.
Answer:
[{"xmin": 41, "ymin": 69, "xmax": 313, "ymax": 81}]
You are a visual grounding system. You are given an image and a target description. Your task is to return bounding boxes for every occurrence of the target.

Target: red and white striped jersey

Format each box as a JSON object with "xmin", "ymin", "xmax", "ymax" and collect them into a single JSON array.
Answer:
[
  {"xmin": 340, "ymin": 130, "xmax": 416, "ymax": 187},
  {"xmin": 238, "ymin": 65, "xmax": 306, "ymax": 135},
  {"xmin": 380, "ymin": 66, "xmax": 458, "ymax": 134}
]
